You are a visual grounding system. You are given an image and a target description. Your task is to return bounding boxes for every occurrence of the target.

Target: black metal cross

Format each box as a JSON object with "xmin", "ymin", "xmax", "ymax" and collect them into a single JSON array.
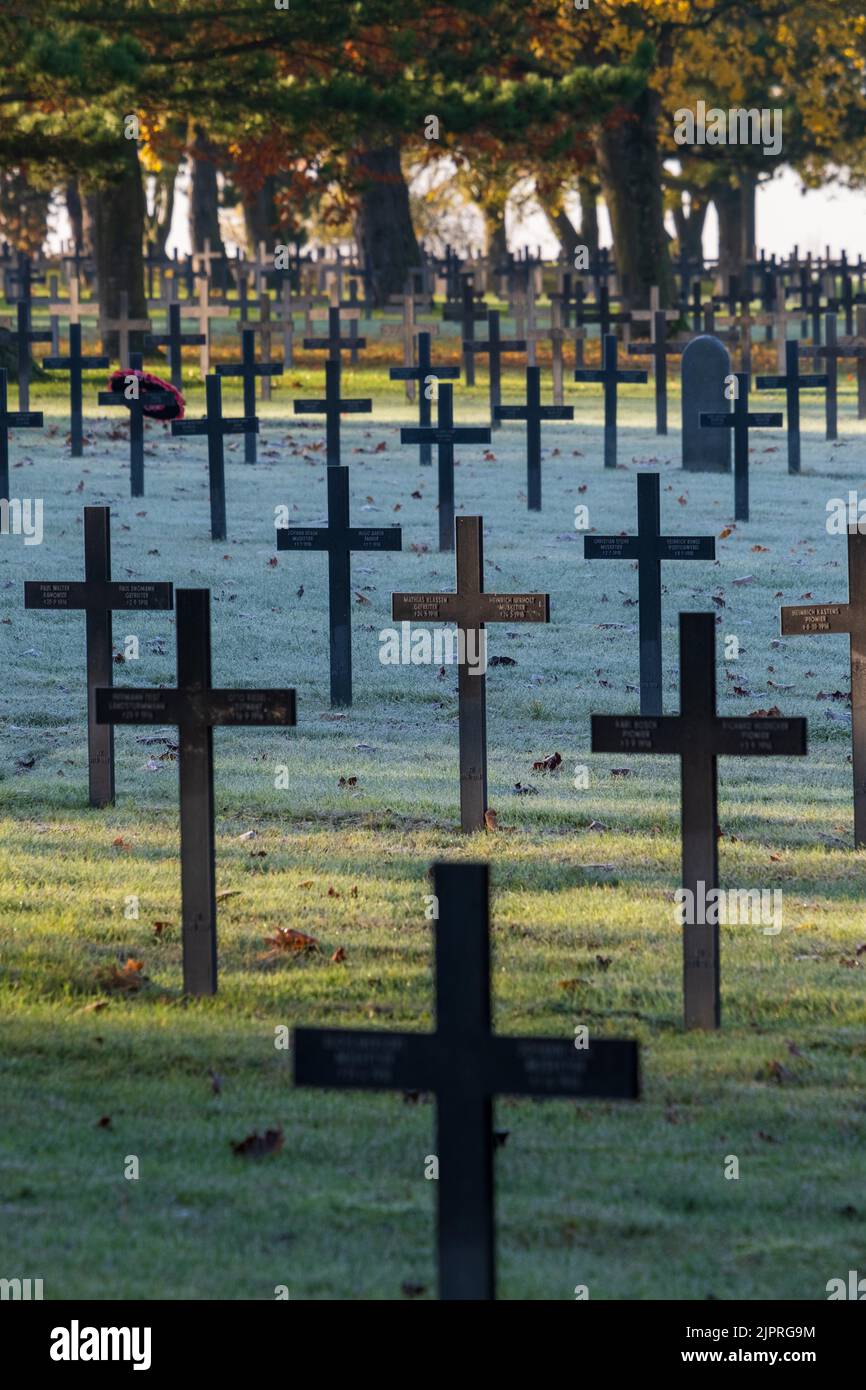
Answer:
[
  {"xmin": 97, "ymin": 350, "xmax": 176, "ymax": 497},
  {"xmin": 626, "ymin": 309, "xmax": 671, "ymax": 435},
  {"xmin": 171, "ymin": 374, "xmax": 258, "ymax": 540},
  {"xmin": 95, "ymin": 588, "xmax": 297, "ymax": 996},
  {"xmin": 574, "ymin": 332, "xmax": 647, "ymax": 470},
  {"xmin": 400, "ymin": 384, "xmax": 490, "ymax": 551},
  {"xmin": 146, "ymin": 302, "xmax": 205, "ymax": 390},
  {"xmin": 494, "ymin": 365, "xmax": 573, "ymax": 510},
  {"xmin": 216, "ymin": 326, "xmax": 283, "ymax": 463},
  {"xmin": 293, "ymin": 358, "xmax": 371, "ymax": 467},
  {"xmin": 442, "ymin": 280, "xmax": 487, "ymax": 386},
  {"xmin": 24, "ymin": 505, "xmax": 174, "ymax": 808},
  {"xmin": 780, "ymin": 527, "xmax": 866, "ymax": 846},
  {"xmin": 592, "ymin": 612, "xmax": 807, "ymax": 1030},
  {"xmin": 579, "ymin": 286, "xmax": 631, "ymax": 340},
  {"xmin": 303, "ymin": 305, "xmax": 367, "ymax": 364},
  {"xmin": 0, "ymin": 366, "xmax": 42, "ymax": 501},
  {"xmin": 700, "ymin": 374, "xmax": 782, "ymax": 522},
  {"xmin": 584, "ymin": 473, "xmax": 715, "ymax": 715},
  {"xmin": 799, "ymin": 312, "xmax": 864, "ymax": 441},
  {"xmin": 0, "ymin": 302, "xmax": 51, "ymax": 412},
  {"xmin": 392, "ymin": 516, "xmax": 549, "ymax": 831},
  {"xmin": 44, "ymin": 323, "xmax": 109, "ymax": 457},
  {"xmin": 390, "ymin": 330, "xmax": 459, "ymax": 466},
  {"xmin": 294, "ymin": 859, "xmax": 639, "ymax": 1300},
  {"xmin": 276, "ymin": 465, "xmax": 401, "ymax": 708},
  {"xmin": 464, "ymin": 309, "xmax": 526, "ymax": 426},
  {"xmin": 756, "ymin": 339, "xmax": 828, "ymax": 474}
]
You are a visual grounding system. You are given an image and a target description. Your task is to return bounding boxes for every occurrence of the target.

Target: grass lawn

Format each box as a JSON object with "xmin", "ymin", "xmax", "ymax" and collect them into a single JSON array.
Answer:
[{"xmin": 2, "ymin": 315, "xmax": 865, "ymax": 1300}]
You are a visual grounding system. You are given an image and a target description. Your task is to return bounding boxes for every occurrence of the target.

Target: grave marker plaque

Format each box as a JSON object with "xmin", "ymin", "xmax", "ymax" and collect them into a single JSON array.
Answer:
[{"xmin": 681, "ymin": 335, "xmax": 731, "ymax": 473}]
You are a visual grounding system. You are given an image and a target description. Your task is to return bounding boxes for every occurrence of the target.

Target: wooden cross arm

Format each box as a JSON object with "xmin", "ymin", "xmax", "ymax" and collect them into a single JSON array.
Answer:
[
  {"xmin": 380, "ymin": 323, "xmax": 441, "ymax": 338},
  {"xmin": 293, "ymin": 1027, "xmax": 434, "ymax": 1091},
  {"xmin": 780, "ymin": 602, "xmax": 851, "ymax": 637},
  {"xmin": 216, "ymin": 361, "xmax": 284, "ymax": 378},
  {"xmin": 97, "ymin": 390, "xmax": 174, "ymax": 408},
  {"xmin": 44, "ymin": 354, "xmax": 109, "ymax": 370},
  {"xmin": 486, "ymin": 1037, "xmax": 639, "ymax": 1100},
  {"xmin": 5, "ymin": 410, "xmax": 43, "ymax": 428},
  {"xmin": 100, "ymin": 316, "xmax": 151, "ymax": 332},
  {"xmin": 49, "ymin": 301, "xmax": 100, "ymax": 316},
  {"xmin": 756, "ymin": 373, "xmax": 828, "ymax": 390},
  {"xmin": 171, "ymin": 417, "xmax": 259, "ymax": 436},
  {"xmin": 147, "ymin": 331, "xmax": 206, "ymax": 348},
  {"xmin": 302, "ymin": 336, "xmax": 368, "ymax": 350},
  {"xmin": 294, "ymin": 398, "xmax": 371, "ymax": 415},
  {"xmin": 25, "ymin": 580, "xmax": 173, "ymax": 611}
]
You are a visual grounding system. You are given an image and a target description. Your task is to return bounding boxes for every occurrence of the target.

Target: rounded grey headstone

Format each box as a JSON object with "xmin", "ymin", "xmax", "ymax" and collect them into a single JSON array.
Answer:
[{"xmin": 681, "ymin": 335, "xmax": 732, "ymax": 473}]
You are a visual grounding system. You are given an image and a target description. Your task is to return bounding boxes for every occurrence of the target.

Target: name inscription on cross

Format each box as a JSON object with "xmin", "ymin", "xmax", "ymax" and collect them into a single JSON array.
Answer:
[
  {"xmin": 781, "ymin": 527, "xmax": 866, "ymax": 846},
  {"xmin": 494, "ymin": 365, "xmax": 573, "ymax": 510},
  {"xmin": 584, "ymin": 473, "xmax": 715, "ymax": 715},
  {"xmin": 147, "ymin": 302, "xmax": 206, "ymax": 391},
  {"xmin": 171, "ymin": 375, "xmax": 258, "ymax": 540},
  {"xmin": 97, "ymin": 351, "xmax": 176, "ymax": 497},
  {"xmin": 389, "ymin": 330, "xmax": 459, "ymax": 466},
  {"xmin": 756, "ymin": 339, "xmax": 828, "ymax": 474},
  {"xmin": 276, "ymin": 465, "xmax": 402, "ymax": 708},
  {"xmin": 700, "ymin": 374, "xmax": 782, "ymax": 522},
  {"xmin": 574, "ymin": 332, "xmax": 647, "ymax": 470},
  {"xmin": 44, "ymin": 323, "xmax": 109, "ymax": 457},
  {"xmin": 25, "ymin": 506, "xmax": 173, "ymax": 807},
  {"xmin": 217, "ymin": 327, "xmax": 283, "ymax": 463},
  {"xmin": 294, "ymin": 359, "xmax": 371, "ymax": 468},
  {"xmin": 96, "ymin": 588, "xmax": 297, "ymax": 996},
  {"xmin": 592, "ymin": 612, "xmax": 808, "ymax": 1029},
  {"xmin": 393, "ymin": 516, "xmax": 550, "ymax": 831},
  {"xmin": 0, "ymin": 366, "xmax": 42, "ymax": 501},
  {"xmin": 293, "ymin": 860, "xmax": 640, "ymax": 1300},
  {"xmin": 400, "ymin": 383, "xmax": 491, "ymax": 552}
]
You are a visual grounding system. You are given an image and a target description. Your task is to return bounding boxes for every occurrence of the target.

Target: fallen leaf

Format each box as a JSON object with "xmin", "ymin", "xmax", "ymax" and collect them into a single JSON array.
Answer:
[
  {"xmin": 231, "ymin": 1127, "xmax": 284, "ymax": 1158},
  {"xmin": 484, "ymin": 809, "xmax": 498, "ymax": 831}
]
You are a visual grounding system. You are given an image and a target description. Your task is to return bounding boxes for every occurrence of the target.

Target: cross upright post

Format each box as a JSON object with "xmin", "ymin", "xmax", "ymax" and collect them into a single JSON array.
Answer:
[
  {"xmin": 592, "ymin": 613, "xmax": 808, "ymax": 1029},
  {"xmin": 293, "ymin": 359, "xmax": 371, "ymax": 468},
  {"xmin": 494, "ymin": 366, "xmax": 573, "ymax": 509},
  {"xmin": 170, "ymin": 374, "xmax": 258, "ymax": 539},
  {"xmin": 756, "ymin": 339, "xmax": 828, "ymax": 474},
  {"xmin": 146, "ymin": 302, "xmax": 206, "ymax": 390},
  {"xmin": 216, "ymin": 327, "xmax": 283, "ymax": 463},
  {"xmin": 96, "ymin": 588, "xmax": 297, "ymax": 995},
  {"xmin": 573, "ymin": 332, "xmax": 647, "ymax": 469},
  {"xmin": 276, "ymin": 465, "xmax": 401, "ymax": 707},
  {"xmin": 0, "ymin": 366, "xmax": 42, "ymax": 501},
  {"xmin": 97, "ymin": 351, "xmax": 177, "ymax": 496},
  {"xmin": 44, "ymin": 322, "xmax": 109, "ymax": 456},
  {"xmin": 25, "ymin": 505, "xmax": 174, "ymax": 807},
  {"xmin": 700, "ymin": 375, "xmax": 783, "ymax": 521},
  {"xmin": 389, "ymin": 331, "xmax": 459, "ymax": 465},
  {"xmin": 400, "ymin": 384, "xmax": 491, "ymax": 551},
  {"xmin": 392, "ymin": 516, "xmax": 549, "ymax": 830}
]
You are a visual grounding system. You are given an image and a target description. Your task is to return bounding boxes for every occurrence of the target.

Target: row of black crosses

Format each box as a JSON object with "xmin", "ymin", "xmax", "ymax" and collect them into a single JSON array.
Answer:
[
  {"xmin": 34, "ymin": 491, "xmax": 866, "ymax": 1034},
  {"xmin": 2, "ymin": 297, "xmax": 857, "ymax": 530}
]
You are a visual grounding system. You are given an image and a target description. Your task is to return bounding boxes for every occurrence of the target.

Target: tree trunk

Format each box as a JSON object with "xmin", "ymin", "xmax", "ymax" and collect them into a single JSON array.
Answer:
[
  {"xmin": 577, "ymin": 173, "xmax": 600, "ymax": 259},
  {"xmin": 65, "ymin": 182, "xmax": 84, "ymax": 254},
  {"xmin": 595, "ymin": 90, "xmax": 673, "ymax": 309},
  {"xmin": 92, "ymin": 142, "xmax": 148, "ymax": 358},
  {"xmin": 351, "ymin": 141, "xmax": 420, "ymax": 308},
  {"xmin": 673, "ymin": 192, "xmax": 709, "ymax": 262},
  {"xmin": 189, "ymin": 126, "xmax": 225, "ymax": 259},
  {"xmin": 740, "ymin": 172, "xmax": 757, "ymax": 263},
  {"xmin": 483, "ymin": 206, "xmax": 508, "ymax": 268},
  {"xmin": 150, "ymin": 162, "xmax": 178, "ymax": 257},
  {"xmin": 243, "ymin": 175, "xmax": 279, "ymax": 252},
  {"xmin": 712, "ymin": 180, "xmax": 742, "ymax": 279}
]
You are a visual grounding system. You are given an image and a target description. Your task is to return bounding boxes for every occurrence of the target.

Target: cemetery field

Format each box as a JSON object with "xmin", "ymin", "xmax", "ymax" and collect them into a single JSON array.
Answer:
[{"xmin": 2, "ymin": 369, "xmax": 866, "ymax": 1300}]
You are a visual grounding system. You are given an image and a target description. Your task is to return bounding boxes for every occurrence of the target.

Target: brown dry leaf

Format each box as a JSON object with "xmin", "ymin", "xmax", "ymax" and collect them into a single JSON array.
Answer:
[
  {"xmin": 97, "ymin": 1115, "xmax": 112, "ymax": 1129},
  {"xmin": 595, "ymin": 955, "xmax": 612, "ymax": 971},
  {"xmin": 152, "ymin": 921, "xmax": 172, "ymax": 936},
  {"xmin": 215, "ymin": 890, "xmax": 241, "ymax": 903},
  {"xmin": 331, "ymin": 947, "xmax": 347, "ymax": 964},
  {"xmin": 718, "ymin": 526, "xmax": 733, "ymax": 539},
  {"xmin": 267, "ymin": 556, "xmax": 278, "ymax": 568},
  {"xmin": 97, "ymin": 958, "xmax": 146, "ymax": 992},
  {"xmin": 230, "ymin": 1127, "xmax": 284, "ymax": 1159},
  {"xmin": 401, "ymin": 1282, "xmax": 427, "ymax": 1298},
  {"xmin": 411, "ymin": 490, "xmax": 422, "ymax": 499},
  {"xmin": 260, "ymin": 928, "xmax": 320, "ymax": 960},
  {"xmin": 532, "ymin": 751, "xmax": 562, "ymax": 773},
  {"xmin": 484, "ymin": 809, "xmax": 498, "ymax": 831},
  {"xmin": 749, "ymin": 706, "xmax": 782, "ymax": 718},
  {"xmin": 354, "ymin": 591, "xmax": 371, "ymax": 605},
  {"xmin": 338, "ymin": 775, "xmax": 358, "ymax": 787},
  {"xmin": 766, "ymin": 1059, "xmax": 794, "ymax": 1084},
  {"xmin": 111, "ymin": 835, "xmax": 132, "ymax": 851}
]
